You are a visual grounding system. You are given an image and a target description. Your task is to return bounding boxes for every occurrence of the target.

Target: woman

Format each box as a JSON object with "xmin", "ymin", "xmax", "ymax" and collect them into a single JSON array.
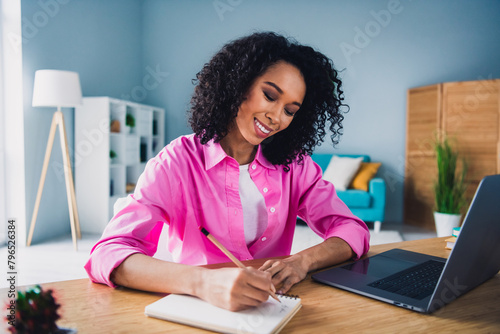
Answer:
[{"xmin": 85, "ymin": 32, "xmax": 369, "ymax": 311}]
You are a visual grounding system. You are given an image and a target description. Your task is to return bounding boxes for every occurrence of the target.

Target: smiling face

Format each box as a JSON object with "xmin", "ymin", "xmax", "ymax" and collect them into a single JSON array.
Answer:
[{"xmin": 231, "ymin": 61, "xmax": 306, "ymax": 150}]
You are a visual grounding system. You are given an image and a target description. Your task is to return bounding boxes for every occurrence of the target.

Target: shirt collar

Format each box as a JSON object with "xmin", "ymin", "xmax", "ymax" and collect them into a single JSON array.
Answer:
[
  {"xmin": 203, "ymin": 140, "xmax": 276, "ymax": 171},
  {"xmin": 254, "ymin": 144, "xmax": 277, "ymax": 170},
  {"xmin": 203, "ymin": 140, "xmax": 227, "ymax": 170}
]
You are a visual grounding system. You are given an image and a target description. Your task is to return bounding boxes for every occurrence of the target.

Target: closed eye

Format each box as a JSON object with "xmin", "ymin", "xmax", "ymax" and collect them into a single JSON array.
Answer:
[{"xmin": 264, "ymin": 91, "xmax": 275, "ymax": 102}]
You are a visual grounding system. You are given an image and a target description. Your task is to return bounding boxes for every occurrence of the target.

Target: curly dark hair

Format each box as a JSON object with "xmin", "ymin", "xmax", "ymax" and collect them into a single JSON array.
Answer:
[{"xmin": 188, "ymin": 31, "xmax": 348, "ymax": 170}]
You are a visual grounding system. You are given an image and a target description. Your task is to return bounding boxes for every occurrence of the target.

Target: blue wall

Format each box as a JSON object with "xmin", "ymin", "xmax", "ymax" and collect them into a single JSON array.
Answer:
[
  {"xmin": 22, "ymin": 0, "xmax": 500, "ymax": 241},
  {"xmin": 22, "ymin": 0, "xmax": 143, "ymax": 243}
]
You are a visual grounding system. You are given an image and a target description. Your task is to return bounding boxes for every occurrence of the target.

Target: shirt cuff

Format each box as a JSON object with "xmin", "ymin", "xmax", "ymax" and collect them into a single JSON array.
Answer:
[
  {"xmin": 84, "ymin": 244, "xmax": 145, "ymax": 288},
  {"xmin": 324, "ymin": 219, "xmax": 370, "ymax": 260}
]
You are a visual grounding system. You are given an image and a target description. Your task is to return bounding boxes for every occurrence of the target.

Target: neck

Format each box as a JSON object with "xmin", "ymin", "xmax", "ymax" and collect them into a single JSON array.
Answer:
[{"xmin": 220, "ymin": 132, "xmax": 257, "ymax": 165}]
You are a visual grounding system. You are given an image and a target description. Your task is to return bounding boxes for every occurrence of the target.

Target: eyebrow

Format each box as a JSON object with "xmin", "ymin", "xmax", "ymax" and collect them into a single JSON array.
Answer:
[{"xmin": 264, "ymin": 81, "xmax": 302, "ymax": 108}]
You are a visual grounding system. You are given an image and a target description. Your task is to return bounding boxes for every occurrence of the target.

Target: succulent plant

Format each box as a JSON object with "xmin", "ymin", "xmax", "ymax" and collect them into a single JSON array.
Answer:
[{"xmin": 6, "ymin": 285, "xmax": 61, "ymax": 333}]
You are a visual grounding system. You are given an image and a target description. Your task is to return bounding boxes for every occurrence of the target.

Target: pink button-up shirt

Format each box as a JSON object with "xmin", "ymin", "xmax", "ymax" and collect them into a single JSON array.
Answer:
[{"xmin": 85, "ymin": 134, "xmax": 370, "ymax": 287}]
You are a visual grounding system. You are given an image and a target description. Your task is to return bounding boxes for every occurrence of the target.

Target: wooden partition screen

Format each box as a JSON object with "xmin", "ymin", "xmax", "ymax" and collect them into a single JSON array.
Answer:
[{"xmin": 405, "ymin": 79, "xmax": 500, "ymax": 230}]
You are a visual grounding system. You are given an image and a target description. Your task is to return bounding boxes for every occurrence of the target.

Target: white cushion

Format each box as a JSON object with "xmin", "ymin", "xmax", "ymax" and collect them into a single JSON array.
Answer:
[{"xmin": 322, "ymin": 156, "xmax": 363, "ymax": 191}]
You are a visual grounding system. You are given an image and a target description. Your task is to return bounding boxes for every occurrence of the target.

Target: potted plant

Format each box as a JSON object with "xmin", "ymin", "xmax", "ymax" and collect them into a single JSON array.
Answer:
[
  {"xmin": 433, "ymin": 136, "xmax": 467, "ymax": 237},
  {"xmin": 5, "ymin": 285, "xmax": 75, "ymax": 333},
  {"xmin": 110, "ymin": 150, "xmax": 117, "ymax": 164},
  {"xmin": 125, "ymin": 113, "xmax": 135, "ymax": 134}
]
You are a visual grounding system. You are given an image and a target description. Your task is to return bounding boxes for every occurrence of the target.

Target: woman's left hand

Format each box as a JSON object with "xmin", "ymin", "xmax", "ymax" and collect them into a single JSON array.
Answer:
[
  {"xmin": 258, "ymin": 254, "xmax": 308, "ymax": 294},
  {"xmin": 258, "ymin": 237, "xmax": 355, "ymax": 294}
]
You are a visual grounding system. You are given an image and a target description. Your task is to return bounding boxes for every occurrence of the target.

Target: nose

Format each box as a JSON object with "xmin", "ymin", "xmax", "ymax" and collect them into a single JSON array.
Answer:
[{"xmin": 265, "ymin": 106, "xmax": 281, "ymax": 126}]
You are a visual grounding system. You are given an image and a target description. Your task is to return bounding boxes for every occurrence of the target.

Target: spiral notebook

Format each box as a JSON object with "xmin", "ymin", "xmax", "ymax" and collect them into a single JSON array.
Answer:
[{"xmin": 145, "ymin": 293, "xmax": 302, "ymax": 334}]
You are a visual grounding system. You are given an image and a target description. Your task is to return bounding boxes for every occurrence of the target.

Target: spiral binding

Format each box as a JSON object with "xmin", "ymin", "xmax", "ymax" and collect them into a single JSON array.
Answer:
[{"xmin": 276, "ymin": 293, "xmax": 299, "ymax": 300}]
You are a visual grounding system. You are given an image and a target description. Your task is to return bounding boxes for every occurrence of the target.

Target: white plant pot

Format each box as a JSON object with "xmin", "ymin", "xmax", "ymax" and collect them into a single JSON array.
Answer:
[
  {"xmin": 434, "ymin": 212, "xmax": 462, "ymax": 237},
  {"xmin": 125, "ymin": 125, "xmax": 133, "ymax": 134}
]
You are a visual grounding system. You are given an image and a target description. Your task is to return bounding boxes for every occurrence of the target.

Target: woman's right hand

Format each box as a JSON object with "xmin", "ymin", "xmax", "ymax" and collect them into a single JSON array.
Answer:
[
  {"xmin": 111, "ymin": 254, "xmax": 273, "ymax": 312},
  {"xmin": 196, "ymin": 267, "xmax": 274, "ymax": 311}
]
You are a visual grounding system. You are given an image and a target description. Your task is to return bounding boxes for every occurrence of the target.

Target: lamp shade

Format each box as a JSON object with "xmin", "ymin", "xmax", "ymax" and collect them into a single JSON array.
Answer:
[{"xmin": 32, "ymin": 69, "xmax": 82, "ymax": 108}]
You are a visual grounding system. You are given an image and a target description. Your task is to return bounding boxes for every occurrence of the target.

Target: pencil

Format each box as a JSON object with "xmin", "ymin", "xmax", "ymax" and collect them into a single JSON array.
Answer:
[{"xmin": 199, "ymin": 226, "xmax": 281, "ymax": 303}]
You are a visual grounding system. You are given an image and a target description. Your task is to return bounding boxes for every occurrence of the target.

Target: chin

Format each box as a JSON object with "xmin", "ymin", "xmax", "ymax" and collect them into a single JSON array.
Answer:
[{"xmin": 250, "ymin": 138, "xmax": 265, "ymax": 146}]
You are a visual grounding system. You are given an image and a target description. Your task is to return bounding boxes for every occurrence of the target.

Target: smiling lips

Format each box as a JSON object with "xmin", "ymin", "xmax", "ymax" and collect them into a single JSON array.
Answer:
[{"xmin": 254, "ymin": 118, "xmax": 274, "ymax": 138}]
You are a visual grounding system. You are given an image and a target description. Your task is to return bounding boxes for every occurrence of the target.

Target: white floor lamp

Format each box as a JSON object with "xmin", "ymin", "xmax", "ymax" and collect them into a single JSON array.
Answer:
[{"xmin": 27, "ymin": 70, "xmax": 83, "ymax": 250}]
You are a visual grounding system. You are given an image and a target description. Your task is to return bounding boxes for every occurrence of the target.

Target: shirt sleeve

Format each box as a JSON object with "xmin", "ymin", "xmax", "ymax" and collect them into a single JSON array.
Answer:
[
  {"xmin": 84, "ymin": 157, "xmax": 172, "ymax": 287},
  {"xmin": 296, "ymin": 156, "xmax": 370, "ymax": 259}
]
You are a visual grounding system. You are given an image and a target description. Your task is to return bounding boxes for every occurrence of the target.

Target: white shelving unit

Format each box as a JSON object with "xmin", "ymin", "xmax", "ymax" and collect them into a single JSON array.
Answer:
[{"xmin": 75, "ymin": 97, "xmax": 164, "ymax": 234}]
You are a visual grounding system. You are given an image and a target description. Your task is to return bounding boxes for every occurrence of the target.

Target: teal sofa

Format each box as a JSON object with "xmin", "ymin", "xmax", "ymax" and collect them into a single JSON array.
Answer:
[{"xmin": 309, "ymin": 154, "xmax": 386, "ymax": 233}]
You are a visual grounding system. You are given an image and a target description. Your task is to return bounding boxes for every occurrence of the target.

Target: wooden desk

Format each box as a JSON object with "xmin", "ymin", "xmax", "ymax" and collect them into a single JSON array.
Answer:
[{"xmin": 3, "ymin": 238, "xmax": 499, "ymax": 333}]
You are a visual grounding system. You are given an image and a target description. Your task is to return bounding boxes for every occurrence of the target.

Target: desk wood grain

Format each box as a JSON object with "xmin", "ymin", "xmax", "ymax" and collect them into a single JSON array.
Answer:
[{"xmin": 2, "ymin": 238, "xmax": 499, "ymax": 333}]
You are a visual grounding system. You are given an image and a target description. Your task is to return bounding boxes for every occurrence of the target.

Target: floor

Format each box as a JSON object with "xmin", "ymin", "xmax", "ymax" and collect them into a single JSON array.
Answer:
[{"xmin": 0, "ymin": 223, "xmax": 435, "ymax": 289}]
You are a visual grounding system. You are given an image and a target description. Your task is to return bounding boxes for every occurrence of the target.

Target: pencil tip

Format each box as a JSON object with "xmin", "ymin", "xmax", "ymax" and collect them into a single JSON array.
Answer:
[{"xmin": 200, "ymin": 227, "xmax": 209, "ymax": 236}]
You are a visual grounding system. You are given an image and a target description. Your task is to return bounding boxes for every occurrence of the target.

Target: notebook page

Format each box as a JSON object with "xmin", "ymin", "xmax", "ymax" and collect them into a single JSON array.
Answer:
[{"xmin": 145, "ymin": 294, "xmax": 302, "ymax": 334}]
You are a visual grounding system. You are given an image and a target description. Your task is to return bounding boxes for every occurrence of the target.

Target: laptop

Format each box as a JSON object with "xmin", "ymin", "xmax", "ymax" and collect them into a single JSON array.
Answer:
[{"xmin": 312, "ymin": 174, "xmax": 500, "ymax": 313}]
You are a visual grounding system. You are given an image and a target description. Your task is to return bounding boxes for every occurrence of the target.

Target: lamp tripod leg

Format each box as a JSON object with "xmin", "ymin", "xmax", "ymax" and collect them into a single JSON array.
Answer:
[
  {"xmin": 56, "ymin": 111, "xmax": 79, "ymax": 251},
  {"xmin": 63, "ymin": 127, "xmax": 81, "ymax": 240},
  {"xmin": 27, "ymin": 113, "xmax": 58, "ymax": 246}
]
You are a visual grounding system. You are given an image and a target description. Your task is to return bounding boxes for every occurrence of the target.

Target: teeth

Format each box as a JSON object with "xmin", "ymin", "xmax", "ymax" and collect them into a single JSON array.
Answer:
[{"xmin": 255, "ymin": 119, "xmax": 270, "ymax": 134}]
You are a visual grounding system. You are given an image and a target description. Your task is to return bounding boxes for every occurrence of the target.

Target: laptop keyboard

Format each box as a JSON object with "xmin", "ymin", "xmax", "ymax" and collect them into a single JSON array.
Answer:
[{"xmin": 368, "ymin": 260, "xmax": 445, "ymax": 300}]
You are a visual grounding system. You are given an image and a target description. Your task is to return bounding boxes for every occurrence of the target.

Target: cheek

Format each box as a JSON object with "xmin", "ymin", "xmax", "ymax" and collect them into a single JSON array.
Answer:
[
  {"xmin": 236, "ymin": 104, "xmax": 253, "ymax": 131},
  {"xmin": 279, "ymin": 116, "xmax": 294, "ymax": 131}
]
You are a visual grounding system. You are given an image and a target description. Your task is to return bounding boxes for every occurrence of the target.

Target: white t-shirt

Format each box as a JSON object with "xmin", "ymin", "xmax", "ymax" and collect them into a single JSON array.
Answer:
[{"xmin": 239, "ymin": 164, "xmax": 268, "ymax": 247}]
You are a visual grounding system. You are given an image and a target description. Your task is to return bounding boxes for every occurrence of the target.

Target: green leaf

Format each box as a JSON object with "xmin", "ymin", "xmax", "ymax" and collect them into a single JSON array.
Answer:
[{"xmin": 434, "ymin": 136, "xmax": 467, "ymax": 214}]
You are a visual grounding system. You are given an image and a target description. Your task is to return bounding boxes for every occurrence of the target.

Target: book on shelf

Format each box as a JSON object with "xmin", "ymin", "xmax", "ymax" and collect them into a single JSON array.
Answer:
[
  {"xmin": 145, "ymin": 293, "xmax": 302, "ymax": 334},
  {"xmin": 445, "ymin": 236, "xmax": 457, "ymax": 250},
  {"xmin": 445, "ymin": 227, "xmax": 461, "ymax": 249}
]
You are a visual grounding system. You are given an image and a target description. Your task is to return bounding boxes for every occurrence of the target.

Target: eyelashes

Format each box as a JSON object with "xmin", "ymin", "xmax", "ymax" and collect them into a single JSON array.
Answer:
[{"xmin": 264, "ymin": 91, "xmax": 275, "ymax": 102}]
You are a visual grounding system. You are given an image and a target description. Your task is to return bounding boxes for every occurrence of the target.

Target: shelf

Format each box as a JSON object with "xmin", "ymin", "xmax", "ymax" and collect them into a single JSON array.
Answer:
[{"xmin": 75, "ymin": 97, "xmax": 165, "ymax": 233}]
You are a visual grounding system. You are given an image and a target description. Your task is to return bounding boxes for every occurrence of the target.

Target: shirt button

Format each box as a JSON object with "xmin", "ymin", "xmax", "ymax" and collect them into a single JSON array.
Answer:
[
  {"xmin": 261, "ymin": 237, "xmax": 267, "ymax": 242},
  {"xmin": 251, "ymin": 164, "xmax": 257, "ymax": 170},
  {"xmin": 234, "ymin": 209, "xmax": 237, "ymax": 215},
  {"xmin": 270, "ymin": 207, "xmax": 275, "ymax": 213},
  {"xmin": 263, "ymin": 187, "xmax": 268, "ymax": 193}
]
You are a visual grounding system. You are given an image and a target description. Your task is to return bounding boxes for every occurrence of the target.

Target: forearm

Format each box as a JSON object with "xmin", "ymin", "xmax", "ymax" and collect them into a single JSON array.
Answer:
[
  {"xmin": 112, "ymin": 253, "xmax": 274, "ymax": 311},
  {"xmin": 111, "ymin": 253, "xmax": 206, "ymax": 296},
  {"xmin": 296, "ymin": 237, "xmax": 355, "ymax": 273}
]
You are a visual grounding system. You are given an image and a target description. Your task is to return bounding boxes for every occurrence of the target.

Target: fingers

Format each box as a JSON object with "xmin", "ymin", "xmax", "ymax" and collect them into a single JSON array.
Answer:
[
  {"xmin": 271, "ymin": 267, "xmax": 296, "ymax": 293},
  {"xmin": 259, "ymin": 260, "xmax": 286, "ymax": 277},
  {"xmin": 260, "ymin": 260, "xmax": 287, "ymax": 285},
  {"xmin": 245, "ymin": 266, "xmax": 273, "ymax": 292},
  {"xmin": 234, "ymin": 288, "xmax": 269, "ymax": 309},
  {"xmin": 232, "ymin": 268, "xmax": 274, "ymax": 310},
  {"xmin": 201, "ymin": 267, "xmax": 274, "ymax": 311},
  {"xmin": 203, "ymin": 264, "xmax": 303, "ymax": 312},
  {"xmin": 277, "ymin": 277, "xmax": 296, "ymax": 294},
  {"xmin": 259, "ymin": 258, "xmax": 308, "ymax": 295},
  {"xmin": 258, "ymin": 259, "xmax": 275, "ymax": 271}
]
